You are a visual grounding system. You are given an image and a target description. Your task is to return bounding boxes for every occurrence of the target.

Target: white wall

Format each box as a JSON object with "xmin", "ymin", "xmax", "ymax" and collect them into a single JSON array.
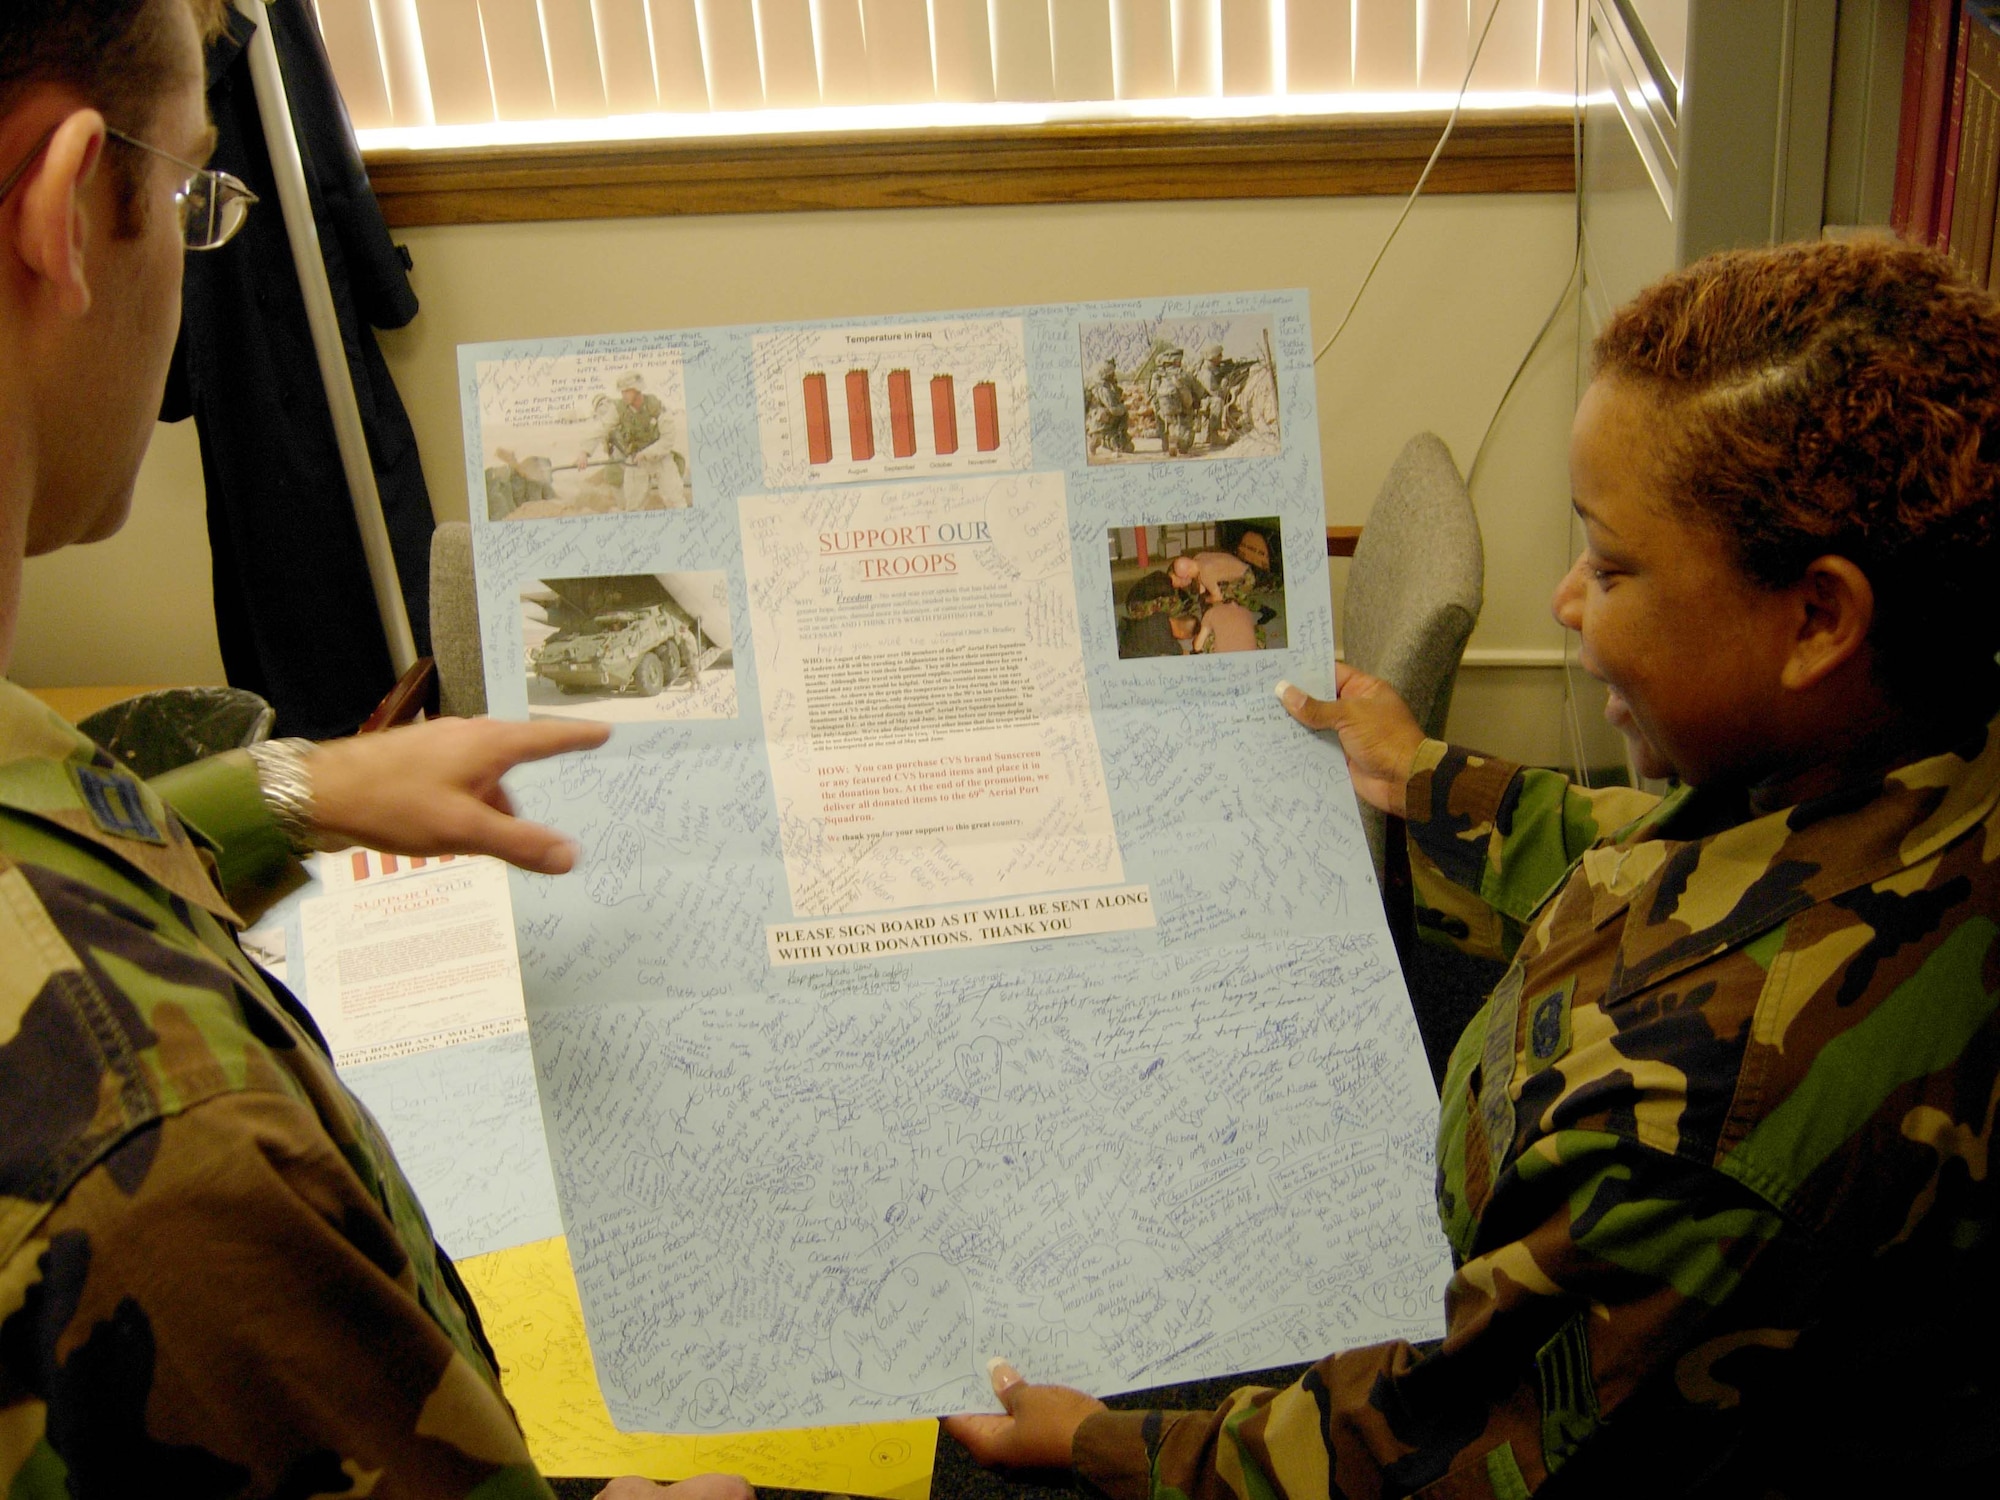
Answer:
[
  {"xmin": 13, "ymin": 189, "xmax": 1598, "ymax": 766},
  {"xmin": 13, "ymin": 417, "xmax": 226, "ymax": 688}
]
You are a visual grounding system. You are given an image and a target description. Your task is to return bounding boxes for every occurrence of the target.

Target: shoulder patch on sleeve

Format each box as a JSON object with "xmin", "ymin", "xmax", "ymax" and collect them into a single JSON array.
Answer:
[{"xmin": 1477, "ymin": 963, "xmax": 1527, "ymax": 1187}]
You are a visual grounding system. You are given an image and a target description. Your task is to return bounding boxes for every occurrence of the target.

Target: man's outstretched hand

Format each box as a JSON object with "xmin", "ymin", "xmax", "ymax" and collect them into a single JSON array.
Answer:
[
  {"xmin": 306, "ymin": 716, "xmax": 611, "ymax": 874},
  {"xmin": 1276, "ymin": 663, "xmax": 1427, "ymax": 818},
  {"xmin": 942, "ymin": 1359, "xmax": 1108, "ymax": 1470}
]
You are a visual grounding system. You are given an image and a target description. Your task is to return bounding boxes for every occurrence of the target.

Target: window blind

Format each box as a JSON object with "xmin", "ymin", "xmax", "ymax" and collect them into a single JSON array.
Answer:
[{"xmin": 314, "ymin": 0, "xmax": 1577, "ymax": 138}]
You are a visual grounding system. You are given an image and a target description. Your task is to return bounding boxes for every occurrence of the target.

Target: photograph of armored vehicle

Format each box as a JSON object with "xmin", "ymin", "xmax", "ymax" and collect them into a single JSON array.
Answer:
[{"xmin": 529, "ymin": 575, "xmax": 709, "ymax": 697}]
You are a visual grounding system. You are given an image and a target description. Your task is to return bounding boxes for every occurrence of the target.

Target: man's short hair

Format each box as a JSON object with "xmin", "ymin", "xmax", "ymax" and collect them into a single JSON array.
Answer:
[{"xmin": 0, "ymin": 0, "xmax": 225, "ymax": 234}]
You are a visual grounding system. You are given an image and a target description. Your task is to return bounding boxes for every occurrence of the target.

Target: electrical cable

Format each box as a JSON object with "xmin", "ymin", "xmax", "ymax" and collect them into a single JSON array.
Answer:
[
  {"xmin": 1468, "ymin": 13, "xmax": 1587, "ymax": 490},
  {"xmin": 1549, "ymin": 7, "xmax": 1596, "ymax": 787},
  {"xmin": 1312, "ymin": 0, "xmax": 1511, "ymax": 366},
  {"xmin": 1312, "ymin": 2, "xmax": 1604, "ymax": 786}
]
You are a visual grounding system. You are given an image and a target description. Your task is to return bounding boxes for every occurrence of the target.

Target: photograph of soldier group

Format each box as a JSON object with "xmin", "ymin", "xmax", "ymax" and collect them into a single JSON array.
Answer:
[
  {"xmin": 1081, "ymin": 315, "xmax": 1281, "ymax": 464},
  {"xmin": 1108, "ymin": 518, "xmax": 1286, "ymax": 659},
  {"xmin": 485, "ymin": 367, "xmax": 694, "ymax": 520}
]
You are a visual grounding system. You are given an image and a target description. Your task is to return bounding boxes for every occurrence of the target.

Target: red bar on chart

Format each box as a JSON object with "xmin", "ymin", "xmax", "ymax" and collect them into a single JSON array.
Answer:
[
  {"xmin": 803, "ymin": 372, "xmax": 832, "ymax": 465},
  {"xmin": 381, "ymin": 854, "xmax": 399, "ymax": 875},
  {"xmin": 887, "ymin": 369, "xmax": 916, "ymax": 457},
  {"xmin": 845, "ymin": 369, "xmax": 875, "ymax": 460},
  {"xmin": 351, "ymin": 850, "xmax": 370, "ymax": 882},
  {"xmin": 931, "ymin": 374, "xmax": 958, "ymax": 453},
  {"xmin": 972, "ymin": 381, "xmax": 999, "ymax": 452}
]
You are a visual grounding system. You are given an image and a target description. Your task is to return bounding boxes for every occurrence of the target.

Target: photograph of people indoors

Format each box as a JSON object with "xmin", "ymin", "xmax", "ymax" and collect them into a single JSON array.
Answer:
[{"xmin": 1111, "ymin": 519, "xmax": 1285, "ymax": 658}]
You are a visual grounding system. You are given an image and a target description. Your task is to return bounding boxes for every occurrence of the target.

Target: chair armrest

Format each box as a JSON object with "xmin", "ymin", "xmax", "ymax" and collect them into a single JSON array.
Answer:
[{"xmin": 361, "ymin": 657, "xmax": 438, "ymax": 733}]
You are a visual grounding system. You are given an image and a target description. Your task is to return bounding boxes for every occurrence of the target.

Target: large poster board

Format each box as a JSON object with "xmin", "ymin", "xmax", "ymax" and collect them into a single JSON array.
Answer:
[{"xmin": 461, "ymin": 293, "xmax": 1448, "ymax": 1433}]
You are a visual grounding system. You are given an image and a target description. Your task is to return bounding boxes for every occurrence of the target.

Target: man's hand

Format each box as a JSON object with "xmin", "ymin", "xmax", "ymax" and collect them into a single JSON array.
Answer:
[
  {"xmin": 1276, "ymin": 664, "xmax": 1427, "ymax": 817},
  {"xmin": 595, "ymin": 1474, "xmax": 754, "ymax": 1500},
  {"xmin": 942, "ymin": 1359, "xmax": 1108, "ymax": 1470},
  {"xmin": 305, "ymin": 717, "xmax": 610, "ymax": 874}
]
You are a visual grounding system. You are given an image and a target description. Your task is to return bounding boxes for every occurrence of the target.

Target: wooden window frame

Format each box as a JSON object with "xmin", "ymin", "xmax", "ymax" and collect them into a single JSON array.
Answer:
[{"xmin": 363, "ymin": 109, "xmax": 1575, "ymax": 227}]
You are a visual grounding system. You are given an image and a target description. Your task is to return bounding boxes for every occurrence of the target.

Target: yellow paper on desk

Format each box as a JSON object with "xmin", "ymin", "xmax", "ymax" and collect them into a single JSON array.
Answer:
[{"xmin": 458, "ymin": 1236, "xmax": 935, "ymax": 1497}]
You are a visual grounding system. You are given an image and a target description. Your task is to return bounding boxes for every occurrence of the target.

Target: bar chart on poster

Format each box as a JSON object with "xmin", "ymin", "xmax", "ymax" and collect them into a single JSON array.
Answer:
[
  {"xmin": 755, "ymin": 319, "xmax": 1030, "ymax": 484},
  {"xmin": 453, "ymin": 292, "xmax": 1448, "ymax": 1434}
]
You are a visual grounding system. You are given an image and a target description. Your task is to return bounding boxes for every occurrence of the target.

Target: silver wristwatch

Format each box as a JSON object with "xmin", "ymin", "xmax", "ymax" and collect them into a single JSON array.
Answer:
[{"xmin": 247, "ymin": 737, "xmax": 340, "ymax": 854}]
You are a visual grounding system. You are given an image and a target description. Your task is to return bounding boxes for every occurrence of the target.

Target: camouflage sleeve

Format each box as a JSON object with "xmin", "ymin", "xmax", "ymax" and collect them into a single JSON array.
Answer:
[
  {"xmin": 1402, "ymin": 743, "xmax": 1662, "ymax": 961},
  {"xmin": 0, "ymin": 1091, "xmax": 554, "ymax": 1500},
  {"xmin": 149, "ymin": 748, "xmax": 294, "ymax": 905},
  {"xmin": 1070, "ymin": 1133, "xmax": 1794, "ymax": 1500}
]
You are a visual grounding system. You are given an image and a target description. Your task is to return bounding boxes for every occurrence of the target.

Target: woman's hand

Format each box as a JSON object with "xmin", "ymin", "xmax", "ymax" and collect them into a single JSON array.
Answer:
[
  {"xmin": 1277, "ymin": 663, "xmax": 1427, "ymax": 817},
  {"xmin": 305, "ymin": 717, "xmax": 610, "ymax": 874},
  {"xmin": 942, "ymin": 1359, "xmax": 1108, "ymax": 1470}
]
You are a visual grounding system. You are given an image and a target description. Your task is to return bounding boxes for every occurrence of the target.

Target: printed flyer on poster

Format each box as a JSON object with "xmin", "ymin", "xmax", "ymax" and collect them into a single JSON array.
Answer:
[
  {"xmin": 454, "ymin": 293, "xmax": 1449, "ymax": 1433},
  {"xmin": 740, "ymin": 473, "xmax": 1121, "ymax": 917}
]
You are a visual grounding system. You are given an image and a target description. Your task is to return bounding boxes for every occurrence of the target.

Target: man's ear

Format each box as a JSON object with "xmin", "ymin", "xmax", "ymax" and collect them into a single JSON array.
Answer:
[
  {"xmin": 1782, "ymin": 555, "xmax": 1874, "ymax": 692},
  {"xmin": 14, "ymin": 109, "xmax": 107, "ymax": 318}
]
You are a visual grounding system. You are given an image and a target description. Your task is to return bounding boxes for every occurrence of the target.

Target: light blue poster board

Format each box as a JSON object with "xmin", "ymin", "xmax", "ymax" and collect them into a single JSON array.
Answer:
[{"xmin": 459, "ymin": 292, "xmax": 1449, "ymax": 1432}]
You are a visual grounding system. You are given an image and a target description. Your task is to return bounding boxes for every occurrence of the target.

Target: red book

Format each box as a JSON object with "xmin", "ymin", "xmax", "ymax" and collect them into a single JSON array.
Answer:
[
  {"xmin": 1894, "ymin": 0, "xmax": 1938, "ymax": 234},
  {"xmin": 1940, "ymin": 5, "xmax": 1975, "ymax": 247},
  {"xmin": 1912, "ymin": 0, "xmax": 1963, "ymax": 244}
]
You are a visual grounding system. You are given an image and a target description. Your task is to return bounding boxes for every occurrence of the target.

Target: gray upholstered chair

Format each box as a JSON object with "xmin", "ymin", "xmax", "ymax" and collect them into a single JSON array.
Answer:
[
  {"xmin": 362, "ymin": 519, "xmax": 484, "ymax": 728},
  {"xmin": 1341, "ymin": 433, "xmax": 1484, "ymax": 946},
  {"xmin": 428, "ymin": 520, "xmax": 486, "ymax": 718}
]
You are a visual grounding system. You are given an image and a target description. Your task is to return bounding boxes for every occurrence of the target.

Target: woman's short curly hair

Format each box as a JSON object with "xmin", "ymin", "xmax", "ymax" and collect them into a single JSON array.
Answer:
[{"xmin": 1592, "ymin": 237, "xmax": 2000, "ymax": 707}]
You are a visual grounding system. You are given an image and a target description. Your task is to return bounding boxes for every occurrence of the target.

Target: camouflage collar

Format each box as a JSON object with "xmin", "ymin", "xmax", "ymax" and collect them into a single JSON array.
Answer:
[
  {"xmin": 1596, "ymin": 712, "xmax": 2000, "ymax": 1004},
  {"xmin": 0, "ymin": 680, "xmax": 239, "ymax": 926}
]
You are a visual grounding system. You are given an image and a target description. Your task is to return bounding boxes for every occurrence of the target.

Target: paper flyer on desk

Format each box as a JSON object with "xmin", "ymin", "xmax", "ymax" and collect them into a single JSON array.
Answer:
[{"xmin": 460, "ymin": 293, "xmax": 1449, "ymax": 1433}]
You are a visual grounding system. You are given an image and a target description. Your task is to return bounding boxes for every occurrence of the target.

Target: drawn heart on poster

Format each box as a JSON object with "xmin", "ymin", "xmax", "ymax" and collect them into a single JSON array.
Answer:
[
  {"xmin": 954, "ymin": 1036, "xmax": 1002, "ymax": 1099},
  {"xmin": 829, "ymin": 1253, "xmax": 972, "ymax": 1396}
]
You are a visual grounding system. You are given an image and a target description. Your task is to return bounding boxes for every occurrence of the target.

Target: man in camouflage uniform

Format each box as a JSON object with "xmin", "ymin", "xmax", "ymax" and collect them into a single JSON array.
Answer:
[
  {"xmin": 0, "ymin": 4, "xmax": 743, "ymax": 1495},
  {"xmin": 579, "ymin": 372, "xmax": 685, "ymax": 510},
  {"xmin": 1085, "ymin": 358, "xmax": 1133, "ymax": 455},
  {"xmin": 1146, "ymin": 348, "xmax": 1201, "ymax": 458}
]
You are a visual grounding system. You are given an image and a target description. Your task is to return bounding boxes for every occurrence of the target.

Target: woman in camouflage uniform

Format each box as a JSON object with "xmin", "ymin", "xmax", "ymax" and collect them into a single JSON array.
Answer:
[{"xmin": 951, "ymin": 238, "xmax": 2000, "ymax": 1496}]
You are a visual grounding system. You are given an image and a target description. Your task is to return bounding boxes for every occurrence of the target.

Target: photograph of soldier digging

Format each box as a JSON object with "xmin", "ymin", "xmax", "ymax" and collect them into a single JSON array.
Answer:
[{"xmin": 0, "ymin": 3, "xmax": 747, "ymax": 1495}]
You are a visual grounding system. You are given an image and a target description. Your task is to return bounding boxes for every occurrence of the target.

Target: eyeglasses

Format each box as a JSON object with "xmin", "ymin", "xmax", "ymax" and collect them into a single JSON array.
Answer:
[{"xmin": 0, "ymin": 123, "xmax": 257, "ymax": 251}]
